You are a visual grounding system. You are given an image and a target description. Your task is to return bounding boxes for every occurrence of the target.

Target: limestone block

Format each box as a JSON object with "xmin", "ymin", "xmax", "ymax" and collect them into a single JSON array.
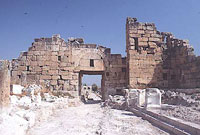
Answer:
[
  {"xmin": 18, "ymin": 66, "xmax": 26, "ymax": 71},
  {"xmin": 61, "ymin": 75, "xmax": 72, "ymax": 80},
  {"xmin": 50, "ymin": 63, "xmax": 59, "ymax": 70},
  {"xmin": 52, "ymin": 51, "xmax": 58, "ymax": 55},
  {"xmin": 129, "ymin": 33, "xmax": 141, "ymax": 38},
  {"xmin": 129, "ymin": 29, "xmax": 138, "ymax": 34},
  {"xmin": 52, "ymin": 75, "xmax": 60, "ymax": 80},
  {"xmin": 11, "ymin": 84, "xmax": 24, "ymax": 94},
  {"xmin": 59, "ymin": 70, "xmax": 69, "ymax": 76},
  {"xmin": 137, "ymin": 89, "xmax": 146, "ymax": 107},
  {"xmin": 52, "ymin": 45, "xmax": 59, "ymax": 51},
  {"xmin": 26, "ymin": 75, "xmax": 36, "ymax": 83},
  {"xmin": 40, "ymin": 75, "xmax": 51, "ymax": 80},
  {"xmin": 146, "ymin": 26, "xmax": 154, "ymax": 31},
  {"xmin": 148, "ymin": 42, "xmax": 157, "ymax": 48},
  {"xmin": 51, "ymin": 56, "xmax": 58, "ymax": 62},
  {"xmin": 148, "ymin": 37, "xmax": 161, "ymax": 42},
  {"xmin": 145, "ymin": 88, "xmax": 161, "ymax": 108},
  {"xmin": 137, "ymin": 30, "xmax": 145, "ymax": 34},
  {"xmin": 34, "ymin": 66, "xmax": 42, "ymax": 72},
  {"xmin": 44, "ymin": 61, "xmax": 51, "ymax": 66},
  {"xmin": 50, "ymin": 80, "xmax": 57, "ymax": 85},
  {"xmin": 150, "ymin": 34, "xmax": 162, "ymax": 38},
  {"xmin": 130, "ymin": 46, "xmax": 135, "ymax": 50},
  {"xmin": 30, "ymin": 61, "xmax": 37, "ymax": 66},
  {"xmin": 63, "ymin": 80, "xmax": 70, "ymax": 90},
  {"xmin": 58, "ymin": 51, "xmax": 64, "ymax": 56},
  {"xmin": 139, "ymin": 37, "xmax": 148, "ymax": 42},
  {"xmin": 138, "ymin": 41, "xmax": 148, "ymax": 47},
  {"xmin": 125, "ymin": 89, "xmax": 138, "ymax": 107},
  {"xmin": 48, "ymin": 70, "xmax": 58, "ymax": 75},
  {"xmin": 145, "ymin": 30, "xmax": 155, "ymax": 34}
]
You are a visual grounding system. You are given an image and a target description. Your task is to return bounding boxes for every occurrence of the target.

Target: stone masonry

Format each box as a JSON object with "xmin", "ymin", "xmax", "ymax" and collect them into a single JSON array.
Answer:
[
  {"xmin": 11, "ymin": 35, "xmax": 126, "ymax": 100},
  {"xmin": 126, "ymin": 17, "xmax": 200, "ymax": 89}
]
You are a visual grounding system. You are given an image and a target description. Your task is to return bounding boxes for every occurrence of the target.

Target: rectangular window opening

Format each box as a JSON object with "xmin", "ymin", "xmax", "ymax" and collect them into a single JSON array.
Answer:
[
  {"xmin": 90, "ymin": 59, "xmax": 94, "ymax": 67},
  {"xmin": 133, "ymin": 37, "xmax": 138, "ymax": 51},
  {"xmin": 27, "ymin": 66, "xmax": 30, "ymax": 71},
  {"xmin": 58, "ymin": 56, "xmax": 61, "ymax": 61}
]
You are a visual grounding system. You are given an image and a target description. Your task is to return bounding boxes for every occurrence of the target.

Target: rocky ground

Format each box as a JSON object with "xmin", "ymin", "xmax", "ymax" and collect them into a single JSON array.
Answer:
[
  {"xmin": 158, "ymin": 106, "xmax": 200, "ymax": 125},
  {"xmin": 159, "ymin": 89, "xmax": 200, "ymax": 125},
  {"xmin": 0, "ymin": 84, "xmax": 79, "ymax": 135},
  {"xmin": 28, "ymin": 102, "xmax": 168, "ymax": 135}
]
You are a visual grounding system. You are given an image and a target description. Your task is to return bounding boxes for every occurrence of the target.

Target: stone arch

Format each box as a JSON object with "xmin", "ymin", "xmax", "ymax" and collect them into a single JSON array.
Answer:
[{"xmin": 75, "ymin": 49, "xmax": 106, "ymax": 71}]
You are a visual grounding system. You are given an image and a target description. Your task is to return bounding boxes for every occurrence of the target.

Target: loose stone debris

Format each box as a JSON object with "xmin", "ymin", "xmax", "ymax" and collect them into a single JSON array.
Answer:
[
  {"xmin": 0, "ymin": 84, "xmax": 78, "ymax": 135},
  {"xmin": 158, "ymin": 89, "xmax": 200, "ymax": 125}
]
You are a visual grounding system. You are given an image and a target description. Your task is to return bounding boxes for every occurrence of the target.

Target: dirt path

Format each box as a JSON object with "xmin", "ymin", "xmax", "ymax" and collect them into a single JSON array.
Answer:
[{"xmin": 28, "ymin": 103, "xmax": 168, "ymax": 135}]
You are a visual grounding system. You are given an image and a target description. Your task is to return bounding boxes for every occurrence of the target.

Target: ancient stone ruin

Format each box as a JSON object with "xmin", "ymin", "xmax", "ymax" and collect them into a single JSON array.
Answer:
[
  {"xmin": 10, "ymin": 35, "xmax": 126, "ymax": 100},
  {"xmin": 126, "ymin": 17, "xmax": 200, "ymax": 89},
  {"xmin": 1, "ymin": 17, "xmax": 199, "ymax": 102},
  {"xmin": 0, "ymin": 60, "xmax": 10, "ymax": 108},
  {"xmin": 1, "ymin": 17, "xmax": 200, "ymax": 135}
]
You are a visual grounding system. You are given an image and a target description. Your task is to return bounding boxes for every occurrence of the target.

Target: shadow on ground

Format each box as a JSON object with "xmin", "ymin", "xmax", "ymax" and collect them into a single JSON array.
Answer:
[{"xmin": 84, "ymin": 100, "xmax": 101, "ymax": 104}]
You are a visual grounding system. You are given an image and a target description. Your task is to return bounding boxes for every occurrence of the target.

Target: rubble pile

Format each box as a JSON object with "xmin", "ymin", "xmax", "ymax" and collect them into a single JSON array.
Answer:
[
  {"xmin": 162, "ymin": 89, "xmax": 200, "ymax": 108},
  {"xmin": 106, "ymin": 95, "xmax": 126, "ymax": 110},
  {"xmin": 159, "ymin": 106, "xmax": 200, "ymax": 125},
  {"xmin": 157, "ymin": 89, "xmax": 200, "ymax": 125},
  {"xmin": 0, "ymin": 84, "xmax": 78, "ymax": 135}
]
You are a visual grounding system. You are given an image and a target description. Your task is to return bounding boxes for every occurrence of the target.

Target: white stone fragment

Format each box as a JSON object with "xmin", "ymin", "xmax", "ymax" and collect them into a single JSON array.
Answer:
[
  {"xmin": 138, "ymin": 89, "xmax": 146, "ymax": 107},
  {"xmin": 18, "ymin": 96, "xmax": 32, "ymax": 105},
  {"xmin": 145, "ymin": 88, "xmax": 161, "ymax": 108},
  {"xmin": 11, "ymin": 84, "xmax": 24, "ymax": 94},
  {"xmin": 10, "ymin": 95, "xmax": 19, "ymax": 105}
]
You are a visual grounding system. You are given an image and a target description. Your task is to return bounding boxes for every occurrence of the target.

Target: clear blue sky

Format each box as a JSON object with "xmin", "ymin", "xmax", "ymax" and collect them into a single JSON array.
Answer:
[
  {"xmin": 82, "ymin": 75, "xmax": 101, "ymax": 87},
  {"xmin": 0, "ymin": 0, "xmax": 200, "ymax": 60}
]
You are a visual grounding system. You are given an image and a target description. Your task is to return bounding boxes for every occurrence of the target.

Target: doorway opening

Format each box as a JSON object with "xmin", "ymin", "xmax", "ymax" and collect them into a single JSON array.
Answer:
[{"xmin": 78, "ymin": 71, "xmax": 105, "ymax": 103}]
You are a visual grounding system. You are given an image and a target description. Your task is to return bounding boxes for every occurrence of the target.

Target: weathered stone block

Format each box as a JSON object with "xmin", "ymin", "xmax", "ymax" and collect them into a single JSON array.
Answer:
[
  {"xmin": 0, "ymin": 60, "xmax": 10, "ymax": 108},
  {"xmin": 40, "ymin": 75, "xmax": 51, "ymax": 80}
]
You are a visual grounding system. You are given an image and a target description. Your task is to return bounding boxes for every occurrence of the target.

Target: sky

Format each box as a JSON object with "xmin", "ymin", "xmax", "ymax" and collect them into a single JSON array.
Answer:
[
  {"xmin": 82, "ymin": 75, "xmax": 101, "ymax": 87},
  {"xmin": 0, "ymin": 0, "xmax": 200, "ymax": 85}
]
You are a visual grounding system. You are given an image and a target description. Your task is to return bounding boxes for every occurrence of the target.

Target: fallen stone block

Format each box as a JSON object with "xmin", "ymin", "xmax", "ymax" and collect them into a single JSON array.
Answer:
[
  {"xmin": 145, "ymin": 88, "xmax": 161, "ymax": 108},
  {"xmin": 11, "ymin": 84, "xmax": 24, "ymax": 95}
]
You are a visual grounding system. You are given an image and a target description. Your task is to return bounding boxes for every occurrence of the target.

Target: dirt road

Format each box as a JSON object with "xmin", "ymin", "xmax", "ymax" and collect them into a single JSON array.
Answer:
[{"xmin": 28, "ymin": 103, "xmax": 168, "ymax": 135}]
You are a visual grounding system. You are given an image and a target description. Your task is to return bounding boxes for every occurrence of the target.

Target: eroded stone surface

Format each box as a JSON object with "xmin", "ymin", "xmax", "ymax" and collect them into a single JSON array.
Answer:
[
  {"xmin": 126, "ymin": 17, "xmax": 200, "ymax": 89},
  {"xmin": 0, "ymin": 60, "xmax": 10, "ymax": 108}
]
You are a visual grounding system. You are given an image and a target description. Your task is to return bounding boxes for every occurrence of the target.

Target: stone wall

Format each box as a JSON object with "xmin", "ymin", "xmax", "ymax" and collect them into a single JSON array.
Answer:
[
  {"xmin": 10, "ymin": 17, "xmax": 200, "ymax": 98},
  {"xmin": 11, "ymin": 35, "xmax": 77, "ymax": 94},
  {"xmin": 126, "ymin": 17, "xmax": 200, "ymax": 89},
  {"xmin": 105, "ymin": 54, "xmax": 127, "ymax": 95},
  {"xmin": 11, "ymin": 35, "xmax": 126, "ymax": 98},
  {"xmin": 0, "ymin": 60, "xmax": 10, "ymax": 108}
]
